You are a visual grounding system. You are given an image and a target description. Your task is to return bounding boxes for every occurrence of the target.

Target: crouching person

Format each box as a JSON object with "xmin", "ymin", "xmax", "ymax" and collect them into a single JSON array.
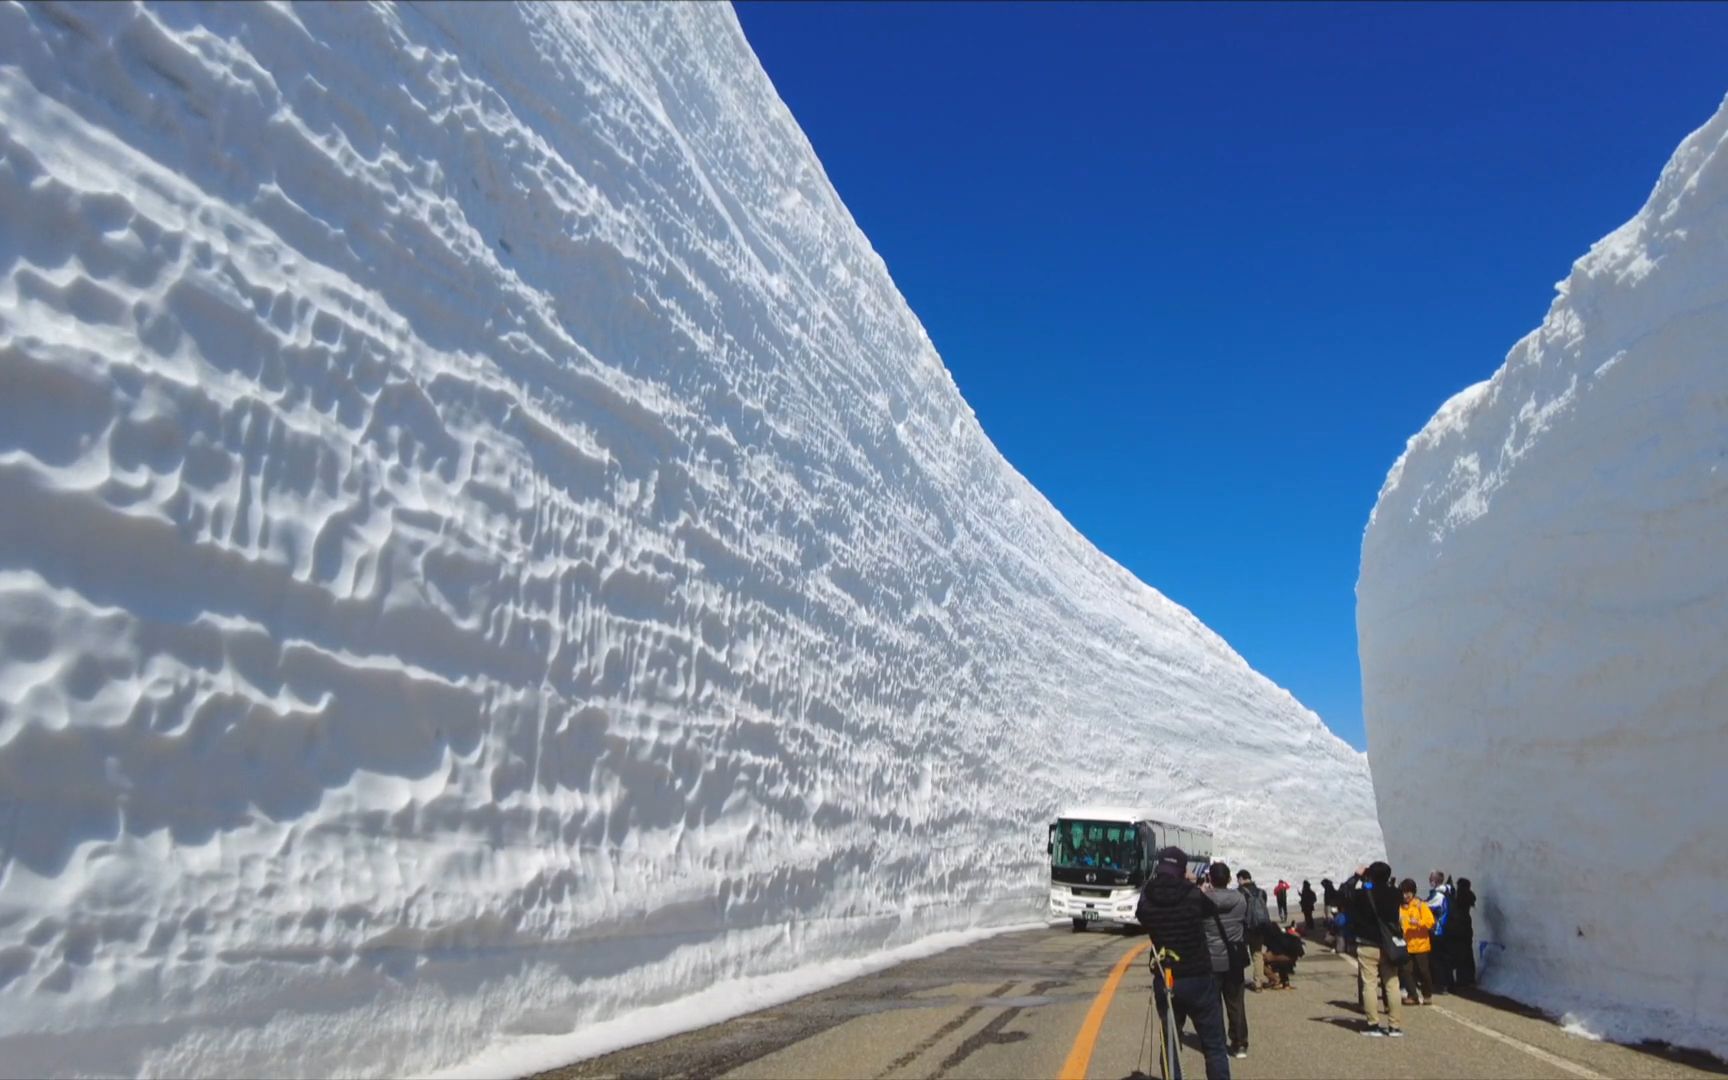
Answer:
[
  {"xmin": 1262, "ymin": 925, "xmax": 1305, "ymax": 989},
  {"xmin": 1138, "ymin": 847, "xmax": 1232, "ymax": 1079}
]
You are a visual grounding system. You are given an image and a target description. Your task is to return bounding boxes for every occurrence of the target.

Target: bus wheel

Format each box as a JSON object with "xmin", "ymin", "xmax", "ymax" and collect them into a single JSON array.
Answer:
[{"xmin": 1071, "ymin": 917, "xmax": 1087, "ymax": 932}]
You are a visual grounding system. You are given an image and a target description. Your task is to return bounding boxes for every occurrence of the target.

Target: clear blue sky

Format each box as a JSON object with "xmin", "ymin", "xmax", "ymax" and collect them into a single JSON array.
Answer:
[{"xmin": 734, "ymin": 1, "xmax": 1728, "ymax": 750}]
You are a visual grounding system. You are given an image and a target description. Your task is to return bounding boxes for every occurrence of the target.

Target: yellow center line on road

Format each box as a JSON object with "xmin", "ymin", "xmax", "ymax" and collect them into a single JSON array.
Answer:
[{"xmin": 1057, "ymin": 938, "xmax": 1150, "ymax": 1080}]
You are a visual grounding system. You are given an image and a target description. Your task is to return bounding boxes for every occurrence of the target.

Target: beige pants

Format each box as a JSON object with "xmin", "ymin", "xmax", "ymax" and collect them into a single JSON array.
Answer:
[{"xmin": 1358, "ymin": 943, "xmax": 1403, "ymax": 1030}]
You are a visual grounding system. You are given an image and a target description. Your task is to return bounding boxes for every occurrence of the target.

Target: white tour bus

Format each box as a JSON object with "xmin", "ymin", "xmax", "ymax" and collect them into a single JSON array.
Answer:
[{"xmin": 1047, "ymin": 805, "xmax": 1215, "ymax": 930}]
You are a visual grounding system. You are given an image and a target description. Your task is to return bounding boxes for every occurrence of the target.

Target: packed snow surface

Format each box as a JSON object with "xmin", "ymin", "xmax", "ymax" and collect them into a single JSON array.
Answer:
[
  {"xmin": 0, "ymin": 3, "xmax": 1380, "ymax": 1076},
  {"xmin": 1360, "ymin": 98, "xmax": 1728, "ymax": 1057}
]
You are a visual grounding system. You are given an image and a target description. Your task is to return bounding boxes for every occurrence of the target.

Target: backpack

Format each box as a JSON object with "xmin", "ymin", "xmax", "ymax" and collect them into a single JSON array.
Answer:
[{"xmin": 1244, "ymin": 886, "xmax": 1271, "ymax": 930}]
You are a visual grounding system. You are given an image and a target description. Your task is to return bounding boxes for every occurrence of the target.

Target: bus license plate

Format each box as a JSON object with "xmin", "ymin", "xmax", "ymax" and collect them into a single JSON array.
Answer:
[{"xmin": 1082, "ymin": 910, "xmax": 1099, "ymax": 921}]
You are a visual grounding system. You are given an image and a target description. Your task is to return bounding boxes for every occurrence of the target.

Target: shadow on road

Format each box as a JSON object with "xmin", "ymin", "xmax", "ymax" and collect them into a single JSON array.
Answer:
[{"xmin": 1310, "ymin": 1015, "xmax": 1377, "ymax": 1034}]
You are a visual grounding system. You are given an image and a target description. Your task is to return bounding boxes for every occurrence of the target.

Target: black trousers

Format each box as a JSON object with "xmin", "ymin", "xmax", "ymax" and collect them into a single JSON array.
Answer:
[
  {"xmin": 1451, "ymin": 930, "xmax": 1477, "ymax": 986},
  {"xmin": 1162, "ymin": 973, "xmax": 1232, "ymax": 1080},
  {"xmin": 1404, "ymin": 951, "xmax": 1434, "ymax": 999},
  {"xmin": 1217, "ymin": 965, "xmax": 1248, "ymax": 1050},
  {"xmin": 1431, "ymin": 934, "xmax": 1452, "ymax": 992}
]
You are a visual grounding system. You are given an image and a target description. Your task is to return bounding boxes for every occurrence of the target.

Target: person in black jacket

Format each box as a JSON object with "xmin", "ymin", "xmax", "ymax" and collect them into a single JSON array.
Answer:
[
  {"xmin": 1137, "ymin": 847, "xmax": 1232, "ymax": 1079},
  {"xmin": 1236, "ymin": 869, "xmax": 1269, "ymax": 990},
  {"xmin": 1299, "ymin": 880, "xmax": 1317, "ymax": 932},
  {"xmin": 1449, "ymin": 878, "xmax": 1477, "ymax": 988},
  {"xmin": 1342, "ymin": 861, "xmax": 1405, "ymax": 1037},
  {"xmin": 1261, "ymin": 924, "xmax": 1306, "ymax": 988}
]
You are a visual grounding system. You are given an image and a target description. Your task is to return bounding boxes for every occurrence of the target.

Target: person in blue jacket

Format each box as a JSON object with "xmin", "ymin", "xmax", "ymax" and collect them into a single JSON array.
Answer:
[{"xmin": 1426, "ymin": 871, "xmax": 1454, "ymax": 994}]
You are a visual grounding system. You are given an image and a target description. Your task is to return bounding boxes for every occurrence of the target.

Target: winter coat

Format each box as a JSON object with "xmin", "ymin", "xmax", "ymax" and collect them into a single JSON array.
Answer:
[
  {"xmin": 1137, "ymin": 873, "xmax": 1219, "ymax": 980},
  {"xmin": 1400, "ymin": 897, "xmax": 1436, "ymax": 954},
  {"xmin": 1202, "ymin": 887, "xmax": 1248, "ymax": 974},
  {"xmin": 1263, "ymin": 926, "xmax": 1305, "ymax": 958},
  {"xmin": 1451, "ymin": 885, "xmax": 1476, "ymax": 936},
  {"xmin": 1427, "ymin": 882, "xmax": 1453, "ymax": 936},
  {"xmin": 1344, "ymin": 874, "xmax": 1402, "ymax": 948},
  {"xmin": 1299, "ymin": 885, "xmax": 1317, "ymax": 912}
]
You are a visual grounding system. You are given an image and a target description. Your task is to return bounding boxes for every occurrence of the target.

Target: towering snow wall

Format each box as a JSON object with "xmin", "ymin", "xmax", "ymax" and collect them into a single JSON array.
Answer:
[
  {"xmin": 0, "ymin": 3, "xmax": 1381, "ymax": 1076},
  {"xmin": 1360, "ymin": 99, "xmax": 1728, "ymax": 1056}
]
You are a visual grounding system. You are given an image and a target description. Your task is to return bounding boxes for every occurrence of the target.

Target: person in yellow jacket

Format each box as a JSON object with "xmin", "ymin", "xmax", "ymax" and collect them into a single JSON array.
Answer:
[{"xmin": 1399, "ymin": 878, "xmax": 1437, "ymax": 1004}]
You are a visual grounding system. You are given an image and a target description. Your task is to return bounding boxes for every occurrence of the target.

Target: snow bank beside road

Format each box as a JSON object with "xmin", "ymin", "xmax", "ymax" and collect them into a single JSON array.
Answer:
[
  {"xmin": 0, "ymin": 3, "xmax": 1379, "ymax": 1076},
  {"xmin": 1360, "ymin": 98, "xmax": 1728, "ymax": 1057}
]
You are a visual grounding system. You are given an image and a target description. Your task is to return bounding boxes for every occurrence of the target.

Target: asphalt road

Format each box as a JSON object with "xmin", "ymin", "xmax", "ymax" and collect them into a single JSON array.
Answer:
[{"xmin": 532, "ymin": 925, "xmax": 1726, "ymax": 1080}]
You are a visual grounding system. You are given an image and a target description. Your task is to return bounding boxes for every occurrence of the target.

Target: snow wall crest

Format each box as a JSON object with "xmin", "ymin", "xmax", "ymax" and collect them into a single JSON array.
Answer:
[
  {"xmin": 0, "ymin": 3, "xmax": 1381, "ymax": 1076},
  {"xmin": 1360, "ymin": 96, "xmax": 1728, "ymax": 1056}
]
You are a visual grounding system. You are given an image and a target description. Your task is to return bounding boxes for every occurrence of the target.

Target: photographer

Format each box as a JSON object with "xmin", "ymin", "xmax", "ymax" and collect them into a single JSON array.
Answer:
[
  {"xmin": 1342, "ymin": 862, "xmax": 1406, "ymax": 1037},
  {"xmin": 1138, "ymin": 847, "xmax": 1232, "ymax": 1078}
]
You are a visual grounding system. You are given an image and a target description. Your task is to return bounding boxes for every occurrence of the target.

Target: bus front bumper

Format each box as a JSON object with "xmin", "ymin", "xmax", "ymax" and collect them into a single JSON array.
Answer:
[{"xmin": 1049, "ymin": 886, "xmax": 1139, "ymax": 924}]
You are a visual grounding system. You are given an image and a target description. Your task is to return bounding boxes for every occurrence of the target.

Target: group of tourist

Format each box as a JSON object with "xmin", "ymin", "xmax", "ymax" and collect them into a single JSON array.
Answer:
[
  {"xmin": 1134, "ymin": 844, "xmax": 1483, "ymax": 1078},
  {"xmin": 1135, "ymin": 847, "xmax": 1311, "ymax": 1078},
  {"xmin": 1325, "ymin": 862, "xmax": 1479, "ymax": 1037}
]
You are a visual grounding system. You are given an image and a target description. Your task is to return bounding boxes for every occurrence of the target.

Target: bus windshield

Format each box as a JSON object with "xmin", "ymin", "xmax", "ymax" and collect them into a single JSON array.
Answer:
[{"xmin": 1052, "ymin": 819, "xmax": 1141, "ymax": 872}]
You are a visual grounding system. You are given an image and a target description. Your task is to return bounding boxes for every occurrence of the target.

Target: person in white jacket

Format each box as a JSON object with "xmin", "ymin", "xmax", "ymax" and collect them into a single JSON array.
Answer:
[{"xmin": 1425, "ymin": 871, "xmax": 1454, "ymax": 993}]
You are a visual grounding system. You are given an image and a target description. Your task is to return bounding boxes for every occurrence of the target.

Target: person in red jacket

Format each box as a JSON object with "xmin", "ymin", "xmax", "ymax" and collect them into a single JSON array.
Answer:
[{"xmin": 1274, "ymin": 879, "xmax": 1291, "ymax": 923}]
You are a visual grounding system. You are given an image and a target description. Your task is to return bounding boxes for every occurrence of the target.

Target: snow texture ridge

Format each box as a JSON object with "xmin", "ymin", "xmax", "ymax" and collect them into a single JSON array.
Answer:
[
  {"xmin": 0, "ymin": 3, "xmax": 1380, "ymax": 1076},
  {"xmin": 1360, "ymin": 97, "xmax": 1728, "ymax": 1057}
]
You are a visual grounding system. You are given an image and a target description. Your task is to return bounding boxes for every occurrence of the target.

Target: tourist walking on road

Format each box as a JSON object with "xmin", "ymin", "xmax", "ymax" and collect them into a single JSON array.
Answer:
[
  {"xmin": 1202, "ymin": 863, "xmax": 1251, "ymax": 1060},
  {"xmin": 1274, "ymin": 879, "xmax": 1290, "ymax": 922},
  {"xmin": 1343, "ymin": 862, "xmax": 1405, "ymax": 1037},
  {"xmin": 1138, "ymin": 847, "xmax": 1232, "ymax": 1079},
  {"xmin": 1299, "ymin": 880, "xmax": 1317, "ymax": 931},
  {"xmin": 1236, "ymin": 870, "xmax": 1270, "ymax": 990},
  {"xmin": 1398, "ymin": 878, "xmax": 1436, "ymax": 1004}
]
